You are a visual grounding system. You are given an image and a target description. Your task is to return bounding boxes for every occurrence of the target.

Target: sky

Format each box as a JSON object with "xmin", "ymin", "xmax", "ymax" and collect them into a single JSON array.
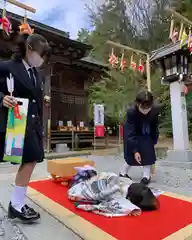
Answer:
[{"xmin": 0, "ymin": 0, "xmax": 99, "ymax": 39}]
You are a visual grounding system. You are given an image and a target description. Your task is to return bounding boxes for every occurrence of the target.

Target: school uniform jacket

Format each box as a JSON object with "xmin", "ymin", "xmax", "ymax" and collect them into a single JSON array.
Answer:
[
  {"xmin": 0, "ymin": 59, "xmax": 44, "ymax": 163},
  {"xmin": 123, "ymin": 105, "xmax": 160, "ymax": 166}
]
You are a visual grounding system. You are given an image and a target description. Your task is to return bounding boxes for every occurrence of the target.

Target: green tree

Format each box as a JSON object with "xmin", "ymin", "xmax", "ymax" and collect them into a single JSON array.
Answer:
[
  {"xmin": 80, "ymin": 0, "xmax": 192, "ymax": 135},
  {"xmin": 89, "ymin": 68, "xmax": 139, "ymax": 122},
  {"xmin": 77, "ymin": 28, "xmax": 90, "ymax": 44}
]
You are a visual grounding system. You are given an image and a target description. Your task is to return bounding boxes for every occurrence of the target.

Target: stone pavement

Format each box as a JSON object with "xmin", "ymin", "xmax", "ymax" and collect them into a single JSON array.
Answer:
[
  {"xmin": 0, "ymin": 155, "xmax": 191, "ymax": 239},
  {"xmin": 0, "ymin": 163, "xmax": 81, "ymax": 240}
]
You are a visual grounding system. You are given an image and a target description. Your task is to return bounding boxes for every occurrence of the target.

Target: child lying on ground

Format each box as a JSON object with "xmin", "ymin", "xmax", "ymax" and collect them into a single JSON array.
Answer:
[{"xmin": 68, "ymin": 166, "xmax": 161, "ymax": 217}]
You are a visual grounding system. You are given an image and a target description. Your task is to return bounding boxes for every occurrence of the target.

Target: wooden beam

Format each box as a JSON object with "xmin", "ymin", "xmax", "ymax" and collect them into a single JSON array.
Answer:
[
  {"xmin": 7, "ymin": 0, "xmax": 36, "ymax": 13},
  {"xmin": 166, "ymin": 7, "xmax": 192, "ymax": 26},
  {"xmin": 107, "ymin": 40, "xmax": 149, "ymax": 56}
]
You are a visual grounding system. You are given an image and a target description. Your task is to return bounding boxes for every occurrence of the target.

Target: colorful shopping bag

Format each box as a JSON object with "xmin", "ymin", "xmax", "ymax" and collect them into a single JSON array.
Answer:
[{"xmin": 3, "ymin": 98, "xmax": 29, "ymax": 164}]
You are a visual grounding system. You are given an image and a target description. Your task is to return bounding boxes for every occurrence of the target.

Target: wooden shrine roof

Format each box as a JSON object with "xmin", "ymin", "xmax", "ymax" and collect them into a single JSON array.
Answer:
[
  {"xmin": 0, "ymin": 8, "xmax": 107, "ymax": 70},
  {"xmin": 0, "ymin": 8, "xmax": 91, "ymax": 50},
  {"xmin": 150, "ymin": 40, "xmax": 187, "ymax": 62},
  {"xmin": 75, "ymin": 56, "xmax": 108, "ymax": 70}
]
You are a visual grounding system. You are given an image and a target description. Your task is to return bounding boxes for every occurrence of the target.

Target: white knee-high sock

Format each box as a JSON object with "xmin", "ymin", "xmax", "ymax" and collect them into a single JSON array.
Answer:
[
  {"xmin": 143, "ymin": 165, "xmax": 151, "ymax": 180},
  {"xmin": 120, "ymin": 163, "xmax": 131, "ymax": 175},
  {"xmin": 11, "ymin": 186, "xmax": 27, "ymax": 212}
]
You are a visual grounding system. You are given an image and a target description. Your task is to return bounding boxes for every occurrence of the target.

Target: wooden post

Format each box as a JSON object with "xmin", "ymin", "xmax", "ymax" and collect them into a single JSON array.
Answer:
[
  {"xmin": 47, "ymin": 119, "xmax": 51, "ymax": 153},
  {"xmin": 7, "ymin": 0, "xmax": 36, "ymax": 13},
  {"xmin": 43, "ymin": 65, "xmax": 52, "ymax": 153},
  {"xmin": 71, "ymin": 127, "xmax": 74, "ymax": 151},
  {"xmin": 107, "ymin": 40, "xmax": 151, "ymax": 91},
  {"xmin": 146, "ymin": 54, "xmax": 151, "ymax": 91},
  {"xmin": 118, "ymin": 124, "xmax": 121, "ymax": 152},
  {"xmin": 94, "ymin": 127, "xmax": 96, "ymax": 151}
]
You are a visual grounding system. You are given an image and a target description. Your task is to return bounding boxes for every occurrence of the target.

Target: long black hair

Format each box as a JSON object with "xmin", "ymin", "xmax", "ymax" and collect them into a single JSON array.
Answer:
[{"xmin": 12, "ymin": 33, "xmax": 51, "ymax": 62}]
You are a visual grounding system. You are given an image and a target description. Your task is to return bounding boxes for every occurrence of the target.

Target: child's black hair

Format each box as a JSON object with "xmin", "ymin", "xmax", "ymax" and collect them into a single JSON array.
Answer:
[
  {"xmin": 135, "ymin": 90, "xmax": 154, "ymax": 109},
  {"xmin": 12, "ymin": 33, "xmax": 51, "ymax": 61}
]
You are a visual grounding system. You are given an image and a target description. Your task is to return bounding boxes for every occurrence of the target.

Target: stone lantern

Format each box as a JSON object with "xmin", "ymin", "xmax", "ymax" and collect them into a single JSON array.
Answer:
[{"xmin": 150, "ymin": 41, "xmax": 192, "ymax": 168}]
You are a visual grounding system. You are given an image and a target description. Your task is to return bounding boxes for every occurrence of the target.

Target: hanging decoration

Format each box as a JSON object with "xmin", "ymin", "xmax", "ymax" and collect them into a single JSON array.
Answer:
[
  {"xmin": 14, "ymin": 104, "xmax": 22, "ymax": 120},
  {"xmin": 180, "ymin": 28, "xmax": 188, "ymax": 48},
  {"xmin": 109, "ymin": 48, "xmax": 118, "ymax": 68},
  {"xmin": 138, "ymin": 59, "xmax": 144, "ymax": 73},
  {"xmin": 169, "ymin": 16, "xmax": 179, "ymax": 43},
  {"xmin": 130, "ymin": 55, "xmax": 136, "ymax": 71},
  {"xmin": 120, "ymin": 52, "xmax": 127, "ymax": 72},
  {"xmin": 187, "ymin": 27, "xmax": 192, "ymax": 54},
  {"xmin": 184, "ymin": 85, "xmax": 188, "ymax": 95},
  {"xmin": 0, "ymin": 2, "xmax": 12, "ymax": 36},
  {"xmin": 171, "ymin": 28, "xmax": 179, "ymax": 44},
  {"xmin": 19, "ymin": 11, "xmax": 34, "ymax": 35}
]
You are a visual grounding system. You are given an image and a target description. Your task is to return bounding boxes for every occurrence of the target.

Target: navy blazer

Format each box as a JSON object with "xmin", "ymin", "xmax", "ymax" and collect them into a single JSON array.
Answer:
[
  {"xmin": 0, "ymin": 60, "xmax": 43, "ymax": 136},
  {"xmin": 123, "ymin": 105, "xmax": 160, "ymax": 166}
]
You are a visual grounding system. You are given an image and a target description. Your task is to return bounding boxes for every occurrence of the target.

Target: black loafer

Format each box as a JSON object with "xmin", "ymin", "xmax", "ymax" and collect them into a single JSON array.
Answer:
[
  {"xmin": 140, "ymin": 177, "xmax": 151, "ymax": 185},
  {"xmin": 8, "ymin": 202, "xmax": 40, "ymax": 222},
  {"xmin": 119, "ymin": 173, "xmax": 132, "ymax": 180}
]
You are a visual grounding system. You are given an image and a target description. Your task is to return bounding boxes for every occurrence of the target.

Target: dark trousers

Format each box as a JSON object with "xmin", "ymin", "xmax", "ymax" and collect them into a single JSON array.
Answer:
[{"xmin": 0, "ymin": 132, "xmax": 5, "ymax": 162}]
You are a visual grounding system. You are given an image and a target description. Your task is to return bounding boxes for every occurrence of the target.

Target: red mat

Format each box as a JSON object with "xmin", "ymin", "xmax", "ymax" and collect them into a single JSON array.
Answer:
[{"xmin": 29, "ymin": 180, "xmax": 192, "ymax": 240}]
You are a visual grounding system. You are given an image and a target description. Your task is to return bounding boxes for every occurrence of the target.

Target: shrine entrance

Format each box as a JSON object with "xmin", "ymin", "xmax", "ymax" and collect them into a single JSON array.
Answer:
[{"xmin": 0, "ymin": 8, "xmax": 107, "ymax": 152}]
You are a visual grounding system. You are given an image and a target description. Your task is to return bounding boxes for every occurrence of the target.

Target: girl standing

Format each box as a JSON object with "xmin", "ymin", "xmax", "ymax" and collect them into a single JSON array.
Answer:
[
  {"xmin": 0, "ymin": 33, "xmax": 51, "ymax": 222},
  {"xmin": 120, "ymin": 91, "xmax": 160, "ymax": 185}
]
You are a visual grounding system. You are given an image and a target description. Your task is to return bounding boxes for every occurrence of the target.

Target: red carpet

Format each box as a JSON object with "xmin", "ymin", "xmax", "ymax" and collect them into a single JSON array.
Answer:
[{"xmin": 29, "ymin": 180, "xmax": 192, "ymax": 240}]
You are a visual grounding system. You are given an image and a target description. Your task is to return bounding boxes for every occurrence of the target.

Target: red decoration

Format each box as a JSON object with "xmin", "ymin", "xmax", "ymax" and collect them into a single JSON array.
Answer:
[
  {"xmin": 14, "ymin": 104, "xmax": 22, "ymax": 120},
  {"xmin": 138, "ymin": 59, "xmax": 144, "ymax": 73},
  {"xmin": 120, "ymin": 53, "xmax": 127, "ymax": 72},
  {"xmin": 19, "ymin": 23, "xmax": 34, "ymax": 35},
  {"xmin": 0, "ymin": 16, "xmax": 12, "ymax": 35},
  {"xmin": 95, "ymin": 126, "xmax": 104, "ymax": 137},
  {"xmin": 120, "ymin": 124, "xmax": 123, "ymax": 137},
  {"xmin": 109, "ymin": 49, "xmax": 118, "ymax": 68},
  {"xmin": 130, "ymin": 61, "xmax": 136, "ymax": 70},
  {"xmin": 171, "ymin": 28, "xmax": 178, "ymax": 44},
  {"xmin": 138, "ymin": 64, "xmax": 144, "ymax": 73},
  {"xmin": 188, "ymin": 40, "xmax": 192, "ymax": 54},
  {"xmin": 184, "ymin": 85, "xmax": 188, "ymax": 95}
]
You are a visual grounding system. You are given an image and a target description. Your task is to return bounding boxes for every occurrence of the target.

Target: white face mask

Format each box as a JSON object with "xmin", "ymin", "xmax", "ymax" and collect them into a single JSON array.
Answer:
[
  {"xmin": 138, "ymin": 106, "xmax": 151, "ymax": 115},
  {"xmin": 28, "ymin": 52, "xmax": 44, "ymax": 68}
]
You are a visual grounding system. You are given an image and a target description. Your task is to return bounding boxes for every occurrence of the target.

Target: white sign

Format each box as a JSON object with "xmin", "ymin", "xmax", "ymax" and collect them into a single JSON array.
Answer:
[
  {"xmin": 67, "ymin": 121, "xmax": 72, "ymax": 127},
  {"xmin": 58, "ymin": 121, "xmax": 63, "ymax": 127},
  {"xmin": 80, "ymin": 121, "xmax": 84, "ymax": 127},
  {"xmin": 94, "ymin": 104, "xmax": 104, "ymax": 126}
]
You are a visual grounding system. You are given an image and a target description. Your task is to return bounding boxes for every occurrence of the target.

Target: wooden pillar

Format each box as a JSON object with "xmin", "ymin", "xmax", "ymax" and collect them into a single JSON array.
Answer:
[{"xmin": 42, "ymin": 65, "xmax": 52, "ymax": 153}]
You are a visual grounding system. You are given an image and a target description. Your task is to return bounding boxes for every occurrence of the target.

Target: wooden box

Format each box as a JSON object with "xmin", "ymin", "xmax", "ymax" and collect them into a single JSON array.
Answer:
[{"xmin": 47, "ymin": 157, "xmax": 95, "ymax": 177}]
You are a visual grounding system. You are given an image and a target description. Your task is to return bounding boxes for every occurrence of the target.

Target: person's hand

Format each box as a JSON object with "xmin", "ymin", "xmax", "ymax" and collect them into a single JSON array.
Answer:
[
  {"xmin": 134, "ymin": 152, "xmax": 141, "ymax": 165},
  {"xmin": 44, "ymin": 95, "xmax": 50, "ymax": 103},
  {"xmin": 3, "ymin": 96, "xmax": 17, "ymax": 108}
]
